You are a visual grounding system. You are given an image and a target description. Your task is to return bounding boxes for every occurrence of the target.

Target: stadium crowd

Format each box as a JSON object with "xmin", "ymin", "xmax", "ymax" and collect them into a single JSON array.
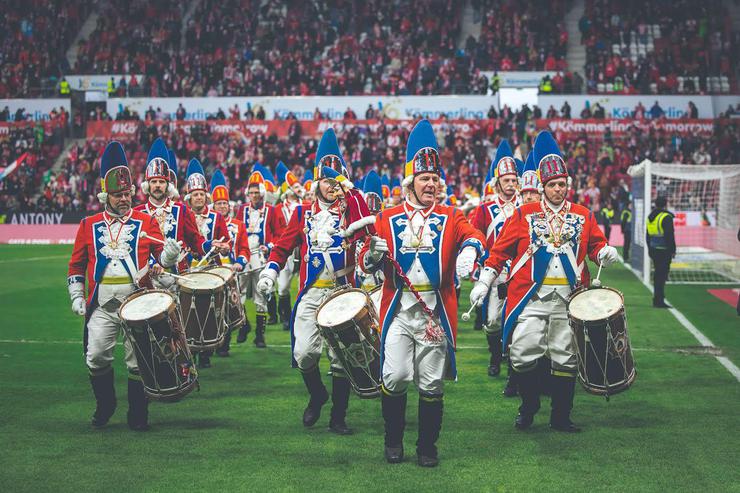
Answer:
[
  {"xmin": 580, "ymin": 0, "xmax": 737, "ymax": 94},
  {"xmin": 9, "ymin": 108, "xmax": 737, "ymax": 215}
]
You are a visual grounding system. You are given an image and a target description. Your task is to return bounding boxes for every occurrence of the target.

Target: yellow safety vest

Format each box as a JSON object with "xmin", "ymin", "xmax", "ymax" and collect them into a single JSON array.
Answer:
[
  {"xmin": 107, "ymin": 80, "xmax": 115, "ymax": 95},
  {"xmin": 60, "ymin": 80, "xmax": 70, "ymax": 95},
  {"xmin": 646, "ymin": 212, "xmax": 669, "ymax": 249}
]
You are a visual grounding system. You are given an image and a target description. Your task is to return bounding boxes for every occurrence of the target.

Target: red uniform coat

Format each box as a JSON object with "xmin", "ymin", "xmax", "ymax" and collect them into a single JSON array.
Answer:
[
  {"xmin": 134, "ymin": 198, "xmax": 206, "ymax": 272},
  {"xmin": 222, "ymin": 217, "xmax": 250, "ymax": 267},
  {"xmin": 485, "ymin": 200, "xmax": 607, "ymax": 342},
  {"xmin": 237, "ymin": 202, "xmax": 283, "ymax": 248},
  {"xmin": 359, "ymin": 203, "xmax": 485, "ymax": 378},
  {"xmin": 188, "ymin": 209, "xmax": 231, "ymax": 266}
]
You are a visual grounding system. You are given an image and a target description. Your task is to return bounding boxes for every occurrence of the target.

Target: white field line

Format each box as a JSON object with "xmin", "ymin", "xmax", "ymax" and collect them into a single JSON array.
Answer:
[
  {"xmin": 0, "ymin": 255, "xmax": 69, "ymax": 264},
  {"xmin": 620, "ymin": 255, "xmax": 740, "ymax": 382}
]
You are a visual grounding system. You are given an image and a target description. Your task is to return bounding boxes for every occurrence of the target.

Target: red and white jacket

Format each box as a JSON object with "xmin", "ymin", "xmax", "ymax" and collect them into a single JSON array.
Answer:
[
  {"xmin": 134, "ymin": 198, "xmax": 207, "ymax": 272},
  {"xmin": 219, "ymin": 217, "xmax": 251, "ymax": 268}
]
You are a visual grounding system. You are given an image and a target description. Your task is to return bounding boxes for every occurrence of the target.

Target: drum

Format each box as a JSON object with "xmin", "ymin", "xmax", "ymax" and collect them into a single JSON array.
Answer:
[
  {"xmin": 316, "ymin": 287, "xmax": 381, "ymax": 399},
  {"xmin": 204, "ymin": 265, "xmax": 246, "ymax": 330},
  {"xmin": 368, "ymin": 286, "xmax": 382, "ymax": 316},
  {"xmin": 177, "ymin": 271, "xmax": 227, "ymax": 351},
  {"xmin": 567, "ymin": 286, "xmax": 636, "ymax": 398},
  {"xmin": 119, "ymin": 289, "xmax": 198, "ymax": 402}
]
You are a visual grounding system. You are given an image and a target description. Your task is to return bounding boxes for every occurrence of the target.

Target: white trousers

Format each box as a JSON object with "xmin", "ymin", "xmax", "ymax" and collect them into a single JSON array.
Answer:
[
  {"xmin": 381, "ymin": 303, "xmax": 447, "ymax": 395},
  {"xmin": 240, "ymin": 269, "xmax": 267, "ymax": 313},
  {"xmin": 86, "ymin": 302, "xmax": 138, "ymax": 372},
  {"xmin": 277, "ymin": 254, "xmax": 296, "ymax": 297},
  {"xmin": 483, "ymin": 284, "xmax": 504, "ymax": 336},
  {"xmin": 293, "ymin": 287, "xmax": 341, "ymax": 372},
  {"xmin": 509, "ymin": 294, "xmax": 576, "ymax": 372}
]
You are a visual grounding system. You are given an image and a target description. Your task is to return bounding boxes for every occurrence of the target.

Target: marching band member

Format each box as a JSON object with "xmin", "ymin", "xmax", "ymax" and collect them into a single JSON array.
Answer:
[
  {"xmin": 257, "ymin": 129, "xmax": 374, "ymax": 435},
  {"xmin": 355, "ymin": 170, "xmax": 385, "ymax": 290},
  {"xmin": 210, "ymin": 169, "xmax": 251, "ymax": 356},
  {"xmin": 237, "ymin": 164, "xmax": 284, "ymax": 347},
  {"xmin": 262, "ymin": 168, "xmax": 281, "ymax": 325},
  {"xmin": 67, "ymin": 141, "xmax": 183, "ymax": 431},
  {"xmin": 390, "ymin": 177, "xmax": 402, "ymax": 206},
  {"xmin": 470, "ymin": 140, "xmax": 521, "ymax": 378},
  {"xmin": 134, "ymin": 138, "xmax": 207, "ymax": 277},
  {"xmin": 359, "ymin": 120, "xmax": 486, "ymax": 467},
  {"xmin": 381, "ymin": 175, "xmax": 392, "ymax": 208},
  {"xmin": 470, "ymin": 131, "xmax": 618, "ymax": 432},
  {"xmin": 275, "ymin": 162, "xmax": 304, "ymax": 330},
  {"xmin": 302, "ymin": 168, "xmax": 315, "ymax": 202},
  {"xmin": 184, "ymin": 159, "xmax": 231, "ymax": 367}
]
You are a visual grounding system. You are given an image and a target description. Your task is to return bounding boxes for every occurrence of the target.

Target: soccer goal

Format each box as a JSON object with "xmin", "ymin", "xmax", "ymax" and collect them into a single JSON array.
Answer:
[{"xmin": 627, "ymin": 160, "xmax": 740, "ymax": 285}]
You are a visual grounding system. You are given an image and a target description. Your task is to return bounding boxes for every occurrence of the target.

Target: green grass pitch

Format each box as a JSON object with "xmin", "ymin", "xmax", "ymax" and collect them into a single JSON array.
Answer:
[{"xmin": 1, "ymin": 245, "xmax": 738, "ymax": 492}]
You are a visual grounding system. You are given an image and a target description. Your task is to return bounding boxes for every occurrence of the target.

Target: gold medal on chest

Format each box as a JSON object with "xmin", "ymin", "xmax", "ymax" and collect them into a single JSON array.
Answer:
[
  {"xmin": 109, "ymin": 240, "xmax": 118, "ymax": 249},
  {"xmin": 503, "ymin": 202, "xmax": 515, "ymax": 217},
  {"xmin": 411, "ymin": 237, "xmax": 421, "ymax": 248}
]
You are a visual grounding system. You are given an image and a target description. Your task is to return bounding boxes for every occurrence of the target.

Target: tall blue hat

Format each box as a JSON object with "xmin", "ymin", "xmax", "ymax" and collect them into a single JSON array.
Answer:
[
  {"xmin": 302, "ymin": 168, "xmax": 313, "ymax": 185},
  {"xmin": 275, "ymin": 161, "xmax": 290, "ymax": 187},
  {"xmin": 145, "ymin": 137, "xmax": 169, "ymax": 181},
  {"xmin": 210, "ymin": 169, "xmax": 229, "ymax": 202},
  {"xmin": 167, "ymin": 149, "xmax": 178, "ymax": 184},
  {"xmin": 515, "ymin": 158, "xmax": 525, "ymax": 177},
  {"xmin": 315, "ymin": 128, "xmax": 349, "ymax": 180},
  {"xmin": 186, "ymin": 158, "xmax": 208, "ymax": 194},
  {"xmin": 520, "ymin": 151, "xmax": 540, "ymax": 192},
  {"xmin": 533, "ymin": 131, "xmax": 567, "ymax": 184},
  {"xmin": 363, "ymin": 170, "xmax": 383, "ymax": 213},
  {"xmin": 390, "ymin": 176, "xmax": 402, "ymax": 199},
  {"xmin": 404, "ymin": 119, "xmax": 441, "ymax": 186},
  {"xmin": 247, "ymin": 162, "xmax": 270, "ymax": 195},
  {"xmin": 492, "ymin": 139, "xmax": 517, "ymax": 182},
  {"xmin": 97, "ymin": 141, "xmax": 132, "ymax": 203}
]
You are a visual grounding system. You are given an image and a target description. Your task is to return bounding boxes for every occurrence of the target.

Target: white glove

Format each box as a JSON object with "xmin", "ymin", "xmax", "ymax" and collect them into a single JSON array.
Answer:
[
  {"xmin": 366, "ymin": 235, "xmax": 388, "ymax": 264},
  {"xmin": 230, "ymin": 263, "xmax": 244, "ymax": 272},
  {"xmin": 469, "ymin": 267, "xmax": 497, "ymax": 307},
  {"xmin": 68, "ymin": 281, "xmax": 86, "ymax": 316},
  {"xmin": 597, "ymin": 245, "xmax": 619, "ymax": 267},
  {"xmin": 257, "ymin": 267, "xmax": 277, "ymax": 295},
  {"xmin": 455, "ymin": 246, "xmax": 478, "ymax": 280},
  {"xmin": 160, "ymin": 238, "xmax": 182, "ymax": 267}
]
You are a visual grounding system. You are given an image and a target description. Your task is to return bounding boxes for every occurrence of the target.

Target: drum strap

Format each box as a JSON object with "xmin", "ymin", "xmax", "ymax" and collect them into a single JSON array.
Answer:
[{"xmin": 508, "ymin": 246, "xmax": 537, "ymax": 280}]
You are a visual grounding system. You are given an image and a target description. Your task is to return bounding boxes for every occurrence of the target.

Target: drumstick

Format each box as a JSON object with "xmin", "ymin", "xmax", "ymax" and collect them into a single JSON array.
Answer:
[
  {"xmin": 461, "ymin": 302, "xmax": 478, "ymax": 322},
  {"xmin": 196, "ymin": 236, "xmax": 225, "ymax": 267},
  {"xmin": 593, "ymin": 261, "xmax": 604, "ymax": 287},
  {"xmin": 140, "ymin": 231, "xmax": 166, "ymax": 245},
  {"xmin": 162, "ymin": 272, "xmax": 192, "ymax": 282}
]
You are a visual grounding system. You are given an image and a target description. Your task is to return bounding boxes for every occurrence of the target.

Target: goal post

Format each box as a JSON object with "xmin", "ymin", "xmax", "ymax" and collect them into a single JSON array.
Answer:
[{"xmin": 627, "ymin": 160, "xmax": 740, "ymax": 285}]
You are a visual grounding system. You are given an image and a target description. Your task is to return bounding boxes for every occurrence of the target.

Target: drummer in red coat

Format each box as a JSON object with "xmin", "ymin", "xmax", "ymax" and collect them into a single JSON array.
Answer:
[
  {"xmin": 133, "ymin": 138, "xmax": 207, "ymax": 277},
  {"xmin": 210, "ymin": 169, "xmax": 251, "ymax": 356},
  {"xmin": 67, "ymin": 141, "xmax": 183, "ymax": 431},
  {"xmin": 470, "ymin": 131, "xmax": 618, "ymax": 433},
  {"xmin": 359, "ymin": 119, "xmax": 486, "ymax": 467},
  {"xmin": 257, "ymin": 129, "xmax": 374, "ymax": 436}
]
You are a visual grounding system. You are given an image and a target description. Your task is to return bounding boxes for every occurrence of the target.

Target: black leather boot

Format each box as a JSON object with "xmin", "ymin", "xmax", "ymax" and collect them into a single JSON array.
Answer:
[
  {"xmin": 254, "ymin": 314, "xmax": 267, "ymax": 348},
  {"xmin": 236, "ymin": 318, "xmax": 252, "ymax": 343},
  {"xmin": 278, "ymin": 295, "xmax": 292, "ymax": 331},
  {"xmin": 301, "ymin": 366, "xmax": 329, "ymax": 427},
  {"xmin": 198, "ymin": 351, "xmax": 212, "ymax": 368},
  {"xmin": 550, "ymin": 373, "xmax": 581, "ymax": 432},
  {"xmin": 328, "ymin": 374, "xmax": 353, "ymax": 435},
  {"xmin": 382, "ymin": 389, "xmax": 407, "ymax": 463},
  {"xmin": 89, "ymin": 367, "xmax": 116, "ymax": 428},
  {"xmin": 473, "ymin": 306, "xmax": 483, "ymax": 331},
  {"xmin": 416, "ymin": 393, "xmax": 443, "ymax": 467},
  {"xmin": 267, "ymin": 296, "xmax": 278, "ymax": 325},
  {"xmin": 515, "ymin": 367, "xmax": 541, "ymax": 430},
  {"xmin": 502, "ymin": 360, "xmax": 518, "ymax": 397},
  {"xmin": 486, "ymin": 333, "xmax": 502, "ymax": 377},
  {"xmin": 127, "ymin": 375, "xmax": 149, "ymax": 431},
  {"xmin": 216, "ymin": 329, "xmax": 231, "ymax": 356}
]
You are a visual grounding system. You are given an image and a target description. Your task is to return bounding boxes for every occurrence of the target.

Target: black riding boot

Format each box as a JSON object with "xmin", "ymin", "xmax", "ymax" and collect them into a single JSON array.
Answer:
[
  {"xmin": 486, "ymin": 333, "xmax": 502, "ymax": 377},
  {"xmin": 278, "ymin": 295, "xmax": 292, "ymax": 331},
  {"xmin": 328, "ymin": 374, "xmax": 353, "ymax": 435},
  {"xmin": 416, "ymin": 393, "xmax": 443, "ymax": 467},
  {"xmin": 254, "ymin": 314, "xmax": 267, "ymax": 348},
  {"xmin": 515, "ymin": 367, "xmax": 541, "ymax": 430},
  {"xmin": 382, "ymin": 389, "xmax": 407, "ymax": 463},
  {"xmin": 502, "ymin": 360, "xmax": 518, "ymax": 397},
  {"xmin": 473, "ymin": 306, "xmax": 483, "ymax": 331},
  {"xmin": 89, "ymin": 367, "xmax": 116, "ymax": 428},
  {"xmin": 267, "ymin": 296, "xmax": 278, "ymax": 325},
  {"xmin": 216, "ymin": 329, "xmax": 231, "ymax": 356},
  {"xmin": 538, "ymin": 356, "xmax": 552, "ymax": 396},
  {"xmin": 198, "ymin": 351, "xmax": 212, "ymax": 368},
  {"xmin": 127, "ymin": 374, "xmax": 149, "ymax": 431},
  {"xmin": 550, "ymin": 373, "xmax": 580, "ymax": 432},
  {"xmin": 301, "ymin": 366, "xmax": 329, "ymax": 427},
  {"xmin": 236, "ymin": 318, "xmax": 251, "ymax": 343}
]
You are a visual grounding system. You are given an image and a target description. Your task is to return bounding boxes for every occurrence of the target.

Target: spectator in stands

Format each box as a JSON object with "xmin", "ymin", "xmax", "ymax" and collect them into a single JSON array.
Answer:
[{"xmin": 650, "ymin": 101, "xmax": 665, "ymax": 119}]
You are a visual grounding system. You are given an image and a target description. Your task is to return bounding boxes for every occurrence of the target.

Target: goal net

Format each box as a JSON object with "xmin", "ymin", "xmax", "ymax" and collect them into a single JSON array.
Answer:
[{"xmin": 627, "ymin": 160, "xmax": 740, "ymax": 285}]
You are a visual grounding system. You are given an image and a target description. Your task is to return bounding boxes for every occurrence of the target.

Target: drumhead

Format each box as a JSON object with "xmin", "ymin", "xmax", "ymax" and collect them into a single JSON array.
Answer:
[
  {"xmin": 177, "ymin": 271, "xmax": 225, "ymax": 290},
  {"xmin": 369, "ymin": 288, "xmax": 382, "ymax": 313},
  {"xmin": 121, "ymin": 292, "xmax": 173, "ymax": 322},
  {"xmin": 317, "ymin": 290, "xmax": 368, "ymax": 327},
  {"xmin": 569, "ymin": 287, "xmax": 623, "ymax": 321},
  {"xmin": 207, "ymin": 266, "xmax": 233, "ymax": 281}
]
